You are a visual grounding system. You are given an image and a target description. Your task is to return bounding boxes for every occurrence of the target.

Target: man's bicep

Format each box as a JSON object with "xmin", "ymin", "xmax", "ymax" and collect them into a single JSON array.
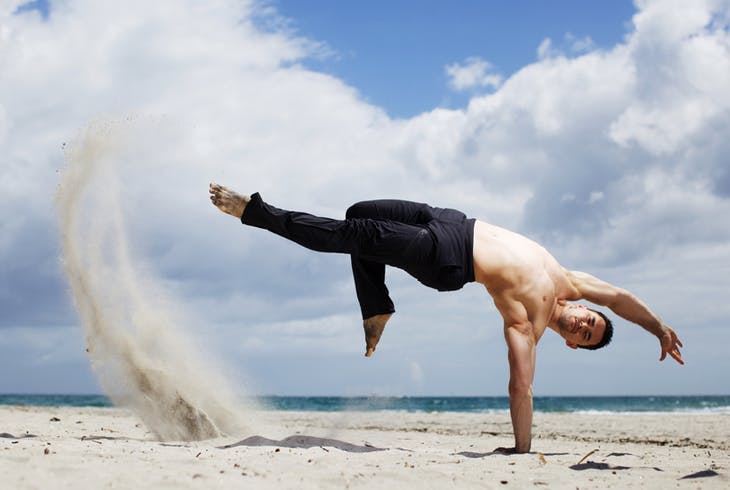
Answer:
[{"xmin": 568, "ymin": 270, "xmax": 624, "ymax": 307}]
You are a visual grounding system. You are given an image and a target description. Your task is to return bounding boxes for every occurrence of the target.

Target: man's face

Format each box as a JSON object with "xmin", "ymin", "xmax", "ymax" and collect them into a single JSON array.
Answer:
[{"xmin": 557, "ymin": 304, "xmax": 606, "ymax": 349}]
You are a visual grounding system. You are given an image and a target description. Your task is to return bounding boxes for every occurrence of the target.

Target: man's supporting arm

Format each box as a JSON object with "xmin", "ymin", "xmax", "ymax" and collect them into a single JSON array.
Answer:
[
  {"xmin": 568, "ymin": 270, "xmax": 684, "ymax": 364},
  {"xmin": 504, "ymin": 324, "xmax": 536, "ymax": 453}
]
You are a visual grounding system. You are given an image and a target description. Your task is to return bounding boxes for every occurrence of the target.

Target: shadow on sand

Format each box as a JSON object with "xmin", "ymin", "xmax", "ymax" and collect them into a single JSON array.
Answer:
[
  {"xmin": 456, "ymin": 451, "xmax": 570, "ymax": 458},
  {"xmin": 570, "ymin": 461, "xmax": 633, "ymax": 471},
  {"xmin": 218, "ymin": 435, "xmax": 386, "ymax": 453},
  {"xmin": 679, "ymin": 469, "xmax": 720, "ymax": 480},
  {"xmin": 0, "ymin": 433, "xmax": 37, "ymax": 439},
  {"xmin": 80, "ymin": 435, "xmax": 151, "ymax": 442}
]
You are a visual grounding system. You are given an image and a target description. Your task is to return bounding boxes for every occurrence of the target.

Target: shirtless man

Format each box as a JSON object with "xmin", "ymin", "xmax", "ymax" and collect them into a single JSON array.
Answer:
[{"xmin": 209, "ymin": 183, "xmax": 684, "ymax": 453}]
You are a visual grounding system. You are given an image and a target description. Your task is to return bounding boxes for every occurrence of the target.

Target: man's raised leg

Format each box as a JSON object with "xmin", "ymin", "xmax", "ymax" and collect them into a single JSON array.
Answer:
[{"xmin": 209, "ymin": 185, "xmax": 424, "ymax": 358}]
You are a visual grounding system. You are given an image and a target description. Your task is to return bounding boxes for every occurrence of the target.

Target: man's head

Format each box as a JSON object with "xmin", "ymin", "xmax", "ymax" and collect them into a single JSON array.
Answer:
[{"xmin": 555, "ymin": 304, "xmax": 613, "ymax": 350}]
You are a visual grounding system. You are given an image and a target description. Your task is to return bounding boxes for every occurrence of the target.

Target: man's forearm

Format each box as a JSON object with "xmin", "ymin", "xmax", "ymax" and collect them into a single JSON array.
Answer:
[
  {"xmin": 610, "ymin": 289, "xmax": 665, "ymax": 337},
  {"xmin": 509, "ymin": 388, "xmax": 533, "ymax": 453},
  {"xmin": 596, "ymin": 285, "xmax": 685, "ymax": 364}
]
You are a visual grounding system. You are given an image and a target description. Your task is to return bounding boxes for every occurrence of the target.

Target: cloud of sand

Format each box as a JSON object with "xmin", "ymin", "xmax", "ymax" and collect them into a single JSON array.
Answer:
[{"xmin": 56, "ymin": 117, "xmax": 256, "ymax": 441}]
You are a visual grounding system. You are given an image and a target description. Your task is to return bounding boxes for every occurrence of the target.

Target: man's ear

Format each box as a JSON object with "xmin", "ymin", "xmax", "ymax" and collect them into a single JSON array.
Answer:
[{"xmin": 565, "ymin": 340, "xmax": 578, "ymax": 350}]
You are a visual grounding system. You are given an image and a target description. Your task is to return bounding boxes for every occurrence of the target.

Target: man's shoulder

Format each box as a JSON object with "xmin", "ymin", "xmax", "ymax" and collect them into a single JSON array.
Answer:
[{"xmin": 551, "ymin": 268, "xmax": 581, "ymax": 300}]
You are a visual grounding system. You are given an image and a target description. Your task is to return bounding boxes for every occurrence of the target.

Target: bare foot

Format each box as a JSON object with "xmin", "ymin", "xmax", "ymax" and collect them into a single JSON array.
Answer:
[
  {"xmin": 363, "ymin": 313, "xmax": 393, "ymax": 357},
  {"xmin": 209, "ymin": 182, "xmax": 250, "ymax": 218}
]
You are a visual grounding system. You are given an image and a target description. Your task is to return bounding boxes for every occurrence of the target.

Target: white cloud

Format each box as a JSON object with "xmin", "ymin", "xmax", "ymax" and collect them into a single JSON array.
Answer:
[
  {"xmin": 566, "ymin": 33, "xmax": 596, "ymax": 54},
  {"xmin": 609, "ymin": 0, "xmax": 730, "ymax": 155},
  {"xmin": 538, "ymin": 33, "xmax": 597, "ymax": 60},
  {"xmin": 588, "ymin": 191, "xmax": 604, "ymax": 204},
  {"xmin": 445, "ymin": 56, "xmax": 502, "ymax": 91},
  {"xmin": 537, "ymin": 32, "xmax": 596, "ymax": 60},
  {"xmin": 1, "ymin": 0, "xmax": 730, "ymax": 395},
  {"xmin": 537, "ymin": 38, "xmax": 555, "ymax": 60}
]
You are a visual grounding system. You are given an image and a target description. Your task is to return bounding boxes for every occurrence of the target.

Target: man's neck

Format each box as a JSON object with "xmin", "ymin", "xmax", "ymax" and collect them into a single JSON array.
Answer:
[{"xmin": 547, "ymin": 300, "xmax": 566, "ymax": 330}]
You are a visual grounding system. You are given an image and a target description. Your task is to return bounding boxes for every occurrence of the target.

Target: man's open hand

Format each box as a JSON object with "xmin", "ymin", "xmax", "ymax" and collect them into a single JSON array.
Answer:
[
  {"xmin": 494, "ymin": 446, "xmax": 530, "ymax": 455},
  {"xmin": 659, "ymin": 325, "xmax": 684, "ymax": 365}
]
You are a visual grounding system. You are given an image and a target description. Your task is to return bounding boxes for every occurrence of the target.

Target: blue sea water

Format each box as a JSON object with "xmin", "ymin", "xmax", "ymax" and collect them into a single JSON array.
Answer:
[{"xmin": 1, "ymin": 394, "xmax": 729, "ymax": 414}]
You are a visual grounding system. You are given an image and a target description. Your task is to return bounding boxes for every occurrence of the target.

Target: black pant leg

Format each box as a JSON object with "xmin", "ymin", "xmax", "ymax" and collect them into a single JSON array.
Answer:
[
  {"xmin": 241, "ymin": 193, "xmax": 433, "ymax": 319},
  {"xmin": 350, "ymin": 256, "xmax": 395, "ymax": 319},
  {"xmin": 344, "ymin": 199, "xmax": 436, "ymax": 319},
  {"xmin": 345, "ymin": 199, "xmax": 436, "ymax": 224},
  {"xmin": 242, "ymin": 192, "xmax": 360, "ymax": 254}
]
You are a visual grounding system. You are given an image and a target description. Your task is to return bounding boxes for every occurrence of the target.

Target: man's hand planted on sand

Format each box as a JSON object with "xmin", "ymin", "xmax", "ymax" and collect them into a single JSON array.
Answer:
[
  {"xmin": 659, "ymin": 325, "xmax": 684, "ymax": 365},
  {"xmin": 494, "ymin": 446, "xmax": 528, "ymax": 455},
  {"xmin": 209, "ymin": 182, "xmax": 249, "ymax": 218}
]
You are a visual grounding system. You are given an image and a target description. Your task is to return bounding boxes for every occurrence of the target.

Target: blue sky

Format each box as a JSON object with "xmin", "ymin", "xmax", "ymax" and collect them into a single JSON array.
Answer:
[
  {"xmin": 1, "ymin": 0, "xmax": 730, "ymax": 398},
  {"xmin": 13, "ymin": 0, "xmax": 48, "ymax": 17},
  {"xmin": 273, "ymin": 0, "xmax": 635, "ymax": 117}
]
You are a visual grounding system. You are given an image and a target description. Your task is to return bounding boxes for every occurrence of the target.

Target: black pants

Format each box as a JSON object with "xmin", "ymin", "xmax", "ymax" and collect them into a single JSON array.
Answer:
[{"xmin": 241, "ymin": 193, "xmax": 476, "ymax": 319}]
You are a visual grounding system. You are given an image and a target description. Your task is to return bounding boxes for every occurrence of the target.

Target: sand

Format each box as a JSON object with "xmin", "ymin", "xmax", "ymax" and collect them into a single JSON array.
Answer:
[
  {"xmin": 57, "ymin": 120, "xmax": 251, "ymax": 442},
  {"xmin": 1, "ymin": 406, "xmax": 728, "ymax": 489}
]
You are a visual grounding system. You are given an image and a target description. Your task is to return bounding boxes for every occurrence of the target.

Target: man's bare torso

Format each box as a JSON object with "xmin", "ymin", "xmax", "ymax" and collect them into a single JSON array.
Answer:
[{"xmin": 472, "ymin": 220, "xmax": 579, "ymax": 337}]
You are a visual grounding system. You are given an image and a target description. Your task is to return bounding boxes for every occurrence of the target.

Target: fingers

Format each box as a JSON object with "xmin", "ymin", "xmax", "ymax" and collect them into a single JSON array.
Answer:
[
  {"xmin": 660, "ymin": 344, "xmax": 684, "ymax": 365},
  {"xmin": 666, "ymin": 347, "xmax": 683, "ymax": 364},
  {"xmin": 672, "ymin": 334, "xmax": 685, "ymax": 364},
  {"xmin": 671, "ymin": 350, "xmax": 685, "ymax": 365},
  {"xmin": 670, "ymin": 341, "xmax": 684, "ymax": 364}
]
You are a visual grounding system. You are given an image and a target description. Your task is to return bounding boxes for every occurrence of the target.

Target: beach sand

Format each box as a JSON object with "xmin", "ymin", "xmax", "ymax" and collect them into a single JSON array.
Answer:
[{"xmin": 1, "ymin": 405, "xmax": 727, "ymax": 489}]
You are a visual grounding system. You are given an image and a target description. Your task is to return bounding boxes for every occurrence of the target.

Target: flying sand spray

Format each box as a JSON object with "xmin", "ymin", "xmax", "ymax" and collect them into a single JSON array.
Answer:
[{"xmin": 56, "ymin": 118, "xmax": 252, "ymax": 441}]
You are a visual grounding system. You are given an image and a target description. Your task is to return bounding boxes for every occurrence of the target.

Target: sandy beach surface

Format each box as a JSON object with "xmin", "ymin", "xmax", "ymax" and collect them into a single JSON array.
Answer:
[{"xmin": 1, "ymin": 405, "xmax": 727, "ymax": 489}]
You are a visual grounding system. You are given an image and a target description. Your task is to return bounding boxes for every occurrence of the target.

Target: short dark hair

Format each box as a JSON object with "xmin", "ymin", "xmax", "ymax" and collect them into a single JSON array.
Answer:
[{"xmin": 577, "ymin": 309, "xmax": 613, "ymax": 350}]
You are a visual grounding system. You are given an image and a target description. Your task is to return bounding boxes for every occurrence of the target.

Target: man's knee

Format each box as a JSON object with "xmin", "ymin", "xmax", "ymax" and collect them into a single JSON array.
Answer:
[{"xmin": 346, "ymin": 201, "xmax": 371, "ymax": 220}]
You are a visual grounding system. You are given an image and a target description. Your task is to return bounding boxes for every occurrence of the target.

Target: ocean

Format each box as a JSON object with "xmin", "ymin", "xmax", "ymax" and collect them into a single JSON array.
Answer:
[{"xmin": 1, "ymin": 394, "xmax": 729, "ymax": 414}]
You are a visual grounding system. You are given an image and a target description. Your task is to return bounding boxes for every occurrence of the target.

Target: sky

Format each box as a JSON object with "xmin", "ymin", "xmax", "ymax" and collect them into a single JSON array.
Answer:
[{"xmin": 1, "ymin": 0, "xmax": 729, "ymax": 397}]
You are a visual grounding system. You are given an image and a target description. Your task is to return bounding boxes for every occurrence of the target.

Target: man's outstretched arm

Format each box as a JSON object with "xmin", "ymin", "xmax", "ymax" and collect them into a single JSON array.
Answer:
[{"xmin": 567, "ymin": 270, "xmax": 684, "ymax": 364}]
